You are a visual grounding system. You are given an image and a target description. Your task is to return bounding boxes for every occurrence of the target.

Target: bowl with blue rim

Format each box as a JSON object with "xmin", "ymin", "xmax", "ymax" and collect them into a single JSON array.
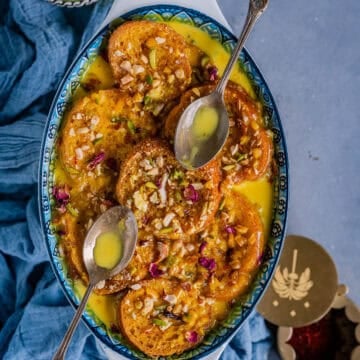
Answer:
[{"xmin": 39, "ymin": 4, "xmax": 289, "ymax": 359}]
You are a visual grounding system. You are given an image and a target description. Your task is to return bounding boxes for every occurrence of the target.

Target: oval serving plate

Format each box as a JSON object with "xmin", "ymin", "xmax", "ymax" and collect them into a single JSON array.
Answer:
[{"xmin": 39, "ymin": 5, "xmax": 289, "ymax": 359}]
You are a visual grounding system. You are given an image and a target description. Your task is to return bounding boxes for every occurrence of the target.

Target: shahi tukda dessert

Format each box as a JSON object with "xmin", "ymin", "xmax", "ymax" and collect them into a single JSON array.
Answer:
[{"xmin": 51, "ymin": 19, "xmax": 274, "ymax": 357}]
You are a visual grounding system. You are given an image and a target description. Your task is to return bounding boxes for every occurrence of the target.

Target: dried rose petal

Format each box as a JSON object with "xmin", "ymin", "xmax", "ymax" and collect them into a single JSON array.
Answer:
[
  {"xmin": 88, "ymin": 151, "xmax": 105, "ymax": 170},
  {"xmin": 199, "ymin": 257, "xmax": 216, "ymax": 272},
  {"xmin": 199, "ymin": 241, "xmax": 207, "ymax": 254},
  {"xmin": 52, "ymin": 186, "xmax": 70, "ymax": 207},
  {"xmin": 207, "ymin": 66, "xmax": 218, "ymax": 81},
  {"xmin": 184, "ymin": 185, "xmax": 199, "ymax": 203},
  {"xmin": 186, "ymin": 331, "xmax": 198, "ymax": 343},
  {"xmin": 225, "ymin": 225, "xmax": 237, "ymax": 235},
  {"xmin": 149, "ymin": 263, "xmax": 163, "ymax": 278}
]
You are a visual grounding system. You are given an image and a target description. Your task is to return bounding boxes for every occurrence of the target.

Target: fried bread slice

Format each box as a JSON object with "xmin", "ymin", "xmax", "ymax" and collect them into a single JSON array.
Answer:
[
  {"xmin": 199, "ymin": 190, "xmax": 265, "ymax": 302},
  {"xmin": 57, "ymin": 210, "xmax": 158, "ymax": 295},
  {"xmin": 55, "ymin": 211, "xmax": 88, "ymax": 282},
  {"xmin": 116, "ymin": 139, "xmax": 221, "ymax": 239},
  {"xmin": 108, "ymin": 20, "xmax": 191, "ymax": 105},
  {"xmin": 59, "ymin": 89, "xmax": 156, "ymax": 194},
  {"xmin": 119, "ymin": 279, "xmax": 214, "ymax": 356},
  {"xmin": 164, "ymin": 83, "xmax": 273, "ymax": 185}
]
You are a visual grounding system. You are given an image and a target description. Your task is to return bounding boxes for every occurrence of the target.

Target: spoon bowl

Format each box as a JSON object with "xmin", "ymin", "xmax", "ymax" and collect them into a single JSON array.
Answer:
[
  {"xmin": 83, "ymin": 206, "xmax": 138, "ymax": 285},
  {"xmin": 174, "ymin": 92, "xmax": 229, "ymax": 169},
  {"xmin": 53, "ymin": 205, "xmax": 137, "ymax": 360}
]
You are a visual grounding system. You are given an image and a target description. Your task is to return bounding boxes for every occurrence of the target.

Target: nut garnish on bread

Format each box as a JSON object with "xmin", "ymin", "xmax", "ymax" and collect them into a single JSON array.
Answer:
[
  {"xmin": 108, "ymin": 20, "xmax": 192, "ymax": 111},
  {"xmin": 116, "ymin": 139, "xmax": 221, "ymax": 239}
]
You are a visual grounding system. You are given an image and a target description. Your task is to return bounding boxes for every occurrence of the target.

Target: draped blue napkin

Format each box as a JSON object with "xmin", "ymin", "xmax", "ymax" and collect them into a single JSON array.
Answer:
[{"xmin": 0, "ymin": 1, "xmax": 274, "ymax": 358}]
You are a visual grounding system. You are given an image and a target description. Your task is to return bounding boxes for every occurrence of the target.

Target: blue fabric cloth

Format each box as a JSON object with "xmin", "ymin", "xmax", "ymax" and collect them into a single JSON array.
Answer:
[{"xmin": 0, "ymin": 1, "xmax": 274, "ymax": 359}]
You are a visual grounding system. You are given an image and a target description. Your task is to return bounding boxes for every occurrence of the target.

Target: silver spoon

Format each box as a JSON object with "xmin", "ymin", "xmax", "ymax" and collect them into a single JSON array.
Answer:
[
  {"xmin": 53, "ymin": 206, "xmax": 138, "ymax": 360},
  {"xmin": 174, "ymin": 0, "xmax": 269, "ymax": 169}
]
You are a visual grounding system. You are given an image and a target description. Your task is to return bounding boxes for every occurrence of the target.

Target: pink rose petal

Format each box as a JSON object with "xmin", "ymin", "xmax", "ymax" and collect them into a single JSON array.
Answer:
[
  {"xmin": 207, "ymin": 66, "xmax": 218, "ymax": 81},
  {"xmin": 184, "ymin": 185, "xmax": 199, "ymax": 203},
  {"xmin": 149, "ymin": 263, "xmax": 163, "ymax": 278},
  {"xmin": 186, "ymin": 331, "xmax": 198, "ymax": 343},
  {"xmin": 88, "ymin": 151, "xmax": 105, "ymax": 170},
  {"xmin": 225, "ymin": 225, "xmax": 237, "ymax": 235},
  {"xmin": 199, "ymin": 257, "xmax": 216, "ymax": 272}
]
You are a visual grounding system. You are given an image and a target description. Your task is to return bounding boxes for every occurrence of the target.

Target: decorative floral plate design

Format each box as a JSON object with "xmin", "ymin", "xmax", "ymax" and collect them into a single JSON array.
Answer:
[{"xmin": 39, "ymin": 5, "xmax": 289, "ymax": 359}]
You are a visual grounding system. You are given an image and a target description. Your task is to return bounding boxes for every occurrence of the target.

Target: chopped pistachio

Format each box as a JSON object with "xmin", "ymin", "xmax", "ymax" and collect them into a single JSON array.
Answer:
[
  {"xmin": 165, "ymin": 255, "xmax": 177, "ymax": 267},
  {"xmin": 92, "ymin": 137, "xmax": 103, "ymax": 145},
  {"xmin": 145, "ymin": 74, "xmax": 153, "ymax": 85},
  {"xmin": 149, "ymin": 49, "xmax": 156, "ymax": 69},
  {"xmin": 145, "ymin": 181, "xmax": 158, "ymax": 190},
  {"xmin": 152, "ymin": 318, "xmax": 167, "ymax": 327},
  {"xmin": 236, "ymin": 153, "xmax": 247, "ymax": 162},
  {"xmin": 172, "ymin": 169, "xmax": 184, "ymax": 181},
  {"xmin": 66, "ymin": 203, "xmax": 79, "ymax": 217},
  {"xmin": 158, "ymin": 227, "xmax": 173, "ymax": 234},
  {"xmin": 127, "ymin": 120, "xmax": 136, "ymax": 134},
  {"xmin": 175, "ymin": 191, "xmax": 182, "ymax": 202},
  {"xmin": 179, "ymin": 179, "xmax": 189, "ymax": 187},
  {"xmin": 65, "ymin": 166, "xmax": 80, "ymax": 175},
  {"xmin": 223, "ymin": 165, "xmax": 236, "ymax": 172},
  {"xmin": 219, "ymin": 197, "xmax": 225, "ymax": 211},
  {"xmin": 152, "ymin": 103, "xmax": 164, "ymax": 116},
  {"xmin": 200, "ymin": 56, "xmax": 210, "ymax": 67},
  {"xmin": 144, "ymin": 95, "xmax": 152, "ymax": 106}
]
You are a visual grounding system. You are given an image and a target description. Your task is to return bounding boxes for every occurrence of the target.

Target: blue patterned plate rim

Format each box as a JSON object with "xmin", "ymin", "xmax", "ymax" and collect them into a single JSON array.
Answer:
[{"xmin": 39, "ymin": 4, "xmax": 289, "ymax": 359}]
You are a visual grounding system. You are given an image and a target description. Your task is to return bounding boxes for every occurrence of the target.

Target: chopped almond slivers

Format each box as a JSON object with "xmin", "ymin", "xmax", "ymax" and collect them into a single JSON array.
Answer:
[
  {"xmin": 230, "ymin": 144, "xmax": 239, "ymax": 156},
  {"xmin": 147, "ymin": 168, "xmax": 159, "ymax": 176},
  {"xmin": 74, "ymin": 112, "xmax": 83, "ymax": 120},
  {"xmin": 133, "ymin": 190, "xmax": 148, "ymax": 212},
  {"xmin": 141, "ymin": 54, "xmax": 149, "ymax": 64},
  {"xmin": 133, "ymin": 64, "xmax": 145, "ymax": 74},
  {"xmin": 163, "ymin": 212, "xmax": 176, "ymax": 227},
  {"xmin": 77, "ymin": 127, "xmax": 89, "ymax": 134},
  {"xmin": 120, "ymin": 60, "xmax": 132, "ymax": 72},
  {"xmin": 75, "ymin": 148, "xmax": 84, "ymax": 160},
  {"xmin": 175, "ymin": 69, "xmax": 185, "ymax": 79},
  {"xmin": 152, "ymin": 79, "xmax": 161, "ymax": 88},
  {"xmin": 192, "ymin": 88, "xmax": 201, "ymax": 97},
  {"xmin": 121, "ymin": 74, "xmax": 134, "ymax": 85},
  {"xmin": 155, "ymin": 36, "xmax": 166, "ymax": 44},
  {"xmin": 159, "ymin": 173, "xmax": 168, "ymax": 205},
  {"xmin": 114, "ymin": 50, "xmax": 124, "ymax": 57}
]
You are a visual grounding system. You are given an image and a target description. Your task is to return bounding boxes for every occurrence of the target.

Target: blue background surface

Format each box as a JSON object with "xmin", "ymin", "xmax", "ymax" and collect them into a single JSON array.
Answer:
[{"xmin": 218, "ymin": 0, "xmax": 360, "ymax": 304}]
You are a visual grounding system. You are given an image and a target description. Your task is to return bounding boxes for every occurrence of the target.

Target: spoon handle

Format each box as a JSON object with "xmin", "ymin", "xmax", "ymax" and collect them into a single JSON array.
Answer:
[
  {"xmin": 215, "ymin": 0, "xmax": 269, "ymax": 96},
  {"xmin": 53, "ymin": 283, "xmax": 95, "ymax": 360}
]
